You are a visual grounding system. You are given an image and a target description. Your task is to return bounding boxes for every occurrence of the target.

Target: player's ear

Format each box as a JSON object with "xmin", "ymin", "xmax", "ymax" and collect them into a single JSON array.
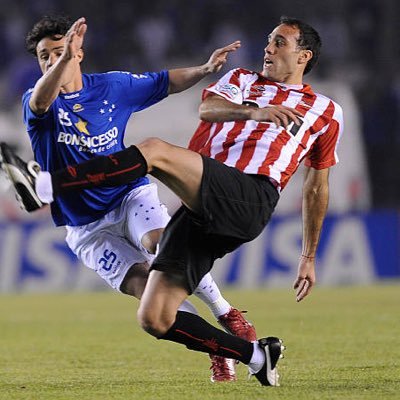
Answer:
[{"xmin": 298, "ymin": 49, "xmax": 312, "ymax": 68}]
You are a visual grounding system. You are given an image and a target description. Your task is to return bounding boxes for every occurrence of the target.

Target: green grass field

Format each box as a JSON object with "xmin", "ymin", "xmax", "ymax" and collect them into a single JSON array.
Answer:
[{"xmin": 0, "ymin": 283, "xmax": 399, "ymax": 400}]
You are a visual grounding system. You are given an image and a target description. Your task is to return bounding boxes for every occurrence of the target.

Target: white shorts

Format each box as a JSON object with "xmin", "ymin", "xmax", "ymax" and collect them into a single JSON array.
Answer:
[{"xmin": 65, "ymin": 183, "xmax": 170, "ymax": 291}]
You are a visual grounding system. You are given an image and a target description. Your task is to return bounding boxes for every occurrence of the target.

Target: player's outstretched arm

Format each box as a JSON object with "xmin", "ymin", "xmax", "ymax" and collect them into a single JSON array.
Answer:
[
  {"xmin": 199, "ymin": 93, "xmax": 304, "ymax": 128},
  {"xmin": 29, "ymin": 17, "xmax": 87, "ymax": 115},
  {"xmin": 167, "ymin": 41, "xmax": 241, "ymax": 94},
  {"xmin": 294, "ymin": 166, "xmax": 329, "ymax": 302}
]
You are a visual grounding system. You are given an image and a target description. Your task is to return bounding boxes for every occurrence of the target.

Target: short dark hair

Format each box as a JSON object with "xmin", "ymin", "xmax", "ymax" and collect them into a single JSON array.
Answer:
[
  {"xmin": 279, "ymin": 16, "xmax": 321, "ymax": 75},
  {"xmin": 26, "ymin": 15, "xmax": 73, "ymax": 56}
]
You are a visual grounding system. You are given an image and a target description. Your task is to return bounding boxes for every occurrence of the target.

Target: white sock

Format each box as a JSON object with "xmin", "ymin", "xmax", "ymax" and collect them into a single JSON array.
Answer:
[
  {"xmin": 178, "ymin": 299, "xmax": 199, "ymax": 315},
  {"xmin": 35, "ymin": 171, "xmax": 53, "ymax": 203},
  {"xmin": 248, "ymin": 342, "xmax": 265, "ymax": 373},
  {"xmin": 193, "ymin": 273, "xmax": 231, "ymax": 318},
  {"xmin": 209, "ymin": 296, "xmax": 232, "ymax": 318}
]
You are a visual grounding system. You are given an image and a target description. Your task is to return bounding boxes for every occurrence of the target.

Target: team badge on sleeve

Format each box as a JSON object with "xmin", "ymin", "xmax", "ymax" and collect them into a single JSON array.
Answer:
[{"xmin": 215, "ymin": 83, "xmax": 241, "ymax": 102}]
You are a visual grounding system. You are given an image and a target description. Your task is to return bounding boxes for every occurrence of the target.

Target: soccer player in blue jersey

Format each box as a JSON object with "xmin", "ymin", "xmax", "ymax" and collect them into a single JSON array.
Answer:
[{"xmin": 6, "ymin": 15, "xmax": 258, "ymax": 382}]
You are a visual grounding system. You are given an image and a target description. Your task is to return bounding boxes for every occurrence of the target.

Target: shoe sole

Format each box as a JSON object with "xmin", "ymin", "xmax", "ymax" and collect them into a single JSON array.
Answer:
[
  {"xmin": 0, "ymin": 159, "xmax": 42, "ymax": 212},
  {"xmin": 265, "ymin": 338, "xmax": 284, "ymax": 386},
  {"xmin": 253, "ymin": 337, "xmax": 285, "ymax": 386}
]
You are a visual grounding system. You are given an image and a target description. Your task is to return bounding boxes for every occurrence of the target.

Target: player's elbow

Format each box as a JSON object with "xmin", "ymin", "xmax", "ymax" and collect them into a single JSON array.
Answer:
[
  {"xmin": 303, "ymin": 183, "xmax": 329, "ymax": 202},
  {"xmin": 29, "ymin": 98, "xmax": 49, "ymax": 115},
  {"xmin": 308, "ymin": 177, "xmax": 329, "ymax": 195},
  {"xmin": 198, "ymin": 102, "xmax": 215, "ymax": 122},
  {"xmin": 303, "ymin": 168, "xmax": 330, "ymax": 198}
]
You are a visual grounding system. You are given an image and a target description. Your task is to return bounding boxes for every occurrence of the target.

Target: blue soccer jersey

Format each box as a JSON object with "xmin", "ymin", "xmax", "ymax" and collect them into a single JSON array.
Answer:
[{"xmin": 22, "ymin": 70, "xmax": 169, "ymax": 226}]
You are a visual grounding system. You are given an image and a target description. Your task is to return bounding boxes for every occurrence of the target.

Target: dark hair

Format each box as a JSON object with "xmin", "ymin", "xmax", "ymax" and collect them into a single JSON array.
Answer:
[
  {"xmin": 26, "ymin": 15, "xmax": 73, "ymax": 56},
  {"xmin": 279, "ymin": 16, "xmax": 321, "ymax": 75}
]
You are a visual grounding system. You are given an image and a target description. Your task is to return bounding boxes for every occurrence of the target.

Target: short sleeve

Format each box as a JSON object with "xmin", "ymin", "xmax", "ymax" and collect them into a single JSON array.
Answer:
[
  {"xmin": 22, "ymin": 89, "xmax": 54, "ymax": 129},
  {"xmin": 305, "ymin": 103, "xmax": 344, "ymax": 169},
  {"xmin": 204, "ymin": 69, "xmax": 243, "ymax": 104},
  {"xmin": 107, "ymin": 71, "xmax": 169, "ymax": 111}
]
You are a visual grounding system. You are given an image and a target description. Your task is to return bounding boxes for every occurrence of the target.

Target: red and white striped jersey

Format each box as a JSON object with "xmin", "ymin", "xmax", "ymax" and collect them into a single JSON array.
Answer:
[{"xmin": 188, "ymin": 68, "xmax": 344, "ymax": 191}]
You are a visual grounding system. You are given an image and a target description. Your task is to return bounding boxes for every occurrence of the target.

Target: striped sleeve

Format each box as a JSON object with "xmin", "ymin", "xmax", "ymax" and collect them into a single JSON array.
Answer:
[
  {"xmin": 304, "ymin": 102, "xmax": 344, "ymax": 169},
  {"xmin": 204, "ymin": 68, "xmax": 243, "ymax": 104}
]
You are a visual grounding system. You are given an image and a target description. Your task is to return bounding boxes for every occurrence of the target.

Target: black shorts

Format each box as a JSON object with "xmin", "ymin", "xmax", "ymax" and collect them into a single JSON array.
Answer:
[{"xmin": 151, "ymin": 155, "xmax": 279, "ymax": 293}]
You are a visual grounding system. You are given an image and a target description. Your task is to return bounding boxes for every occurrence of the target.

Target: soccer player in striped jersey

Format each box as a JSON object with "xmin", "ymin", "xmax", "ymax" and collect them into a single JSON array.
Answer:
[
  {"xmin": 0, "ymin": 15, "xmax": 259, "ymax": 383},
  {"xmin": 2, "ymin": 16, "xmax": 343, "ymax": 386}
]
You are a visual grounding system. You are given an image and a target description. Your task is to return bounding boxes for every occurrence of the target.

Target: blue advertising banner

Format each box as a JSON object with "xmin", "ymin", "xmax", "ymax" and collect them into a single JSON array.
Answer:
[
  {"xmin": 212, "ymin": 211, "xmax": 400, "ymax": 286},
  {"xmin": 0, "ymin": 211, "xmax": 399, "ymax": 292}
]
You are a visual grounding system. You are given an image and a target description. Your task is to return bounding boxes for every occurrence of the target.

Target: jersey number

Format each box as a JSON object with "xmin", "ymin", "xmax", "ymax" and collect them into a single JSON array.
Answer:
[
  {"xmin": 58, "ymin": 108, "xmax": 72, "ymax": 126},
  {"xmin": 288, "ymin": 117, "xmax": 304, "ymax": 137},
  {"xmin": 99, "ymin": 250, "xmax": 117, "ymax": 271}
]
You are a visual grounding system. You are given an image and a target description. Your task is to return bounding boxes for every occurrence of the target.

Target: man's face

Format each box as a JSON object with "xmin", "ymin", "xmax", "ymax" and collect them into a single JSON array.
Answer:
[
  {"xmin": 36, "ymin": 35, "xmax": 67, "ymax": 74},
  {"xmin": 262, "ymin": 24, "xmax": 306, "ymax": 83}
]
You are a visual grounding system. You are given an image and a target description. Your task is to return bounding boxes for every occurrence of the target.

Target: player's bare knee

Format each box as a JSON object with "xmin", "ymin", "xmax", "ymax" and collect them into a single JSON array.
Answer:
[
  {"xmin": 141, "ymin": 241, "xmax": 158, "ymax": 255},
  {"xmin": 137, "ymin": 308, "xmax": 172, "ymax": 337},
  {"xmin": 137, "ymin": 314, "xmax": 160, "ymax": 337},
  {"xmin": 138, "ymin": 138, "xmax": 171, "ymax": 170},
  {"xmin": 141, "ymin": 228, "xmax": 163, "ymax": 254},
  {"xmin": 138, "ymin": 138, "xmax": 164, "ymax": 166}
]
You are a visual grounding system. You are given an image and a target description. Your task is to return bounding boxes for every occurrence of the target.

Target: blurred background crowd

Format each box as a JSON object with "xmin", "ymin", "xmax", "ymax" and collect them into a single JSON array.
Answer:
[{"xmin": 0, "ymin": 0, "xmax": 399, "ymax": 208}]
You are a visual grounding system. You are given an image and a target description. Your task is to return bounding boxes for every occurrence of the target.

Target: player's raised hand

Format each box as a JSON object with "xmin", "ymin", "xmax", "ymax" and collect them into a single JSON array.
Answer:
[
  {"xmin": 63, "ymin": 17, "xmax": 87, "ymax": 60},
  {"xmin": 204, "ymin": 41, "xmax": 241, "ymax": 73},
  {"xmin": 293, "ymin": 255, "xmax": 316, "ymax": 302}
]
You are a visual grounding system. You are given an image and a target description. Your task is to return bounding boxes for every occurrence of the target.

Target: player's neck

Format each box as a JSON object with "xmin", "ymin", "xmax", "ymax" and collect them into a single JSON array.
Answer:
[
  {"xmin": 280, "ymin": 70, "xmax": 303, "ymax": 85},
  {"xmin": 263, "ymin": 70, "xmax": 304, "ymax": 86},
  {"xmin": 281, "ymin": 71, "xmax": 304, "ymax": 85},
  {"xmin": 60, "ymin": 74, "xmax": 83, "ymax": 94}
]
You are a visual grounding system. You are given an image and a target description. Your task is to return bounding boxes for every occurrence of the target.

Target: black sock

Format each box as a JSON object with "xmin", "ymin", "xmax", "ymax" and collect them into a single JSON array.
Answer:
[
  {"xmin": 159, "ymin": 311, "xmax": 253, "ymax": 364},
  {"xmin": 51, "ymin": 146, "xmax": 147, "ymax": 194}
]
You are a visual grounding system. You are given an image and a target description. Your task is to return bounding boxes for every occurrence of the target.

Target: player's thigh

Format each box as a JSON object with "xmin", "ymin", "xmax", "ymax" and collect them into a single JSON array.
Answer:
[
  {"xmin": 67, "ymin": 227, "xmax": 150, "ymax": 293},
  {"xmin": 138, "ymin": 138, "xmax": 204, "ymax": 212},
  {"xmin": 124, "ymin": 183, "xmax": 170, "ymax": 253}
]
